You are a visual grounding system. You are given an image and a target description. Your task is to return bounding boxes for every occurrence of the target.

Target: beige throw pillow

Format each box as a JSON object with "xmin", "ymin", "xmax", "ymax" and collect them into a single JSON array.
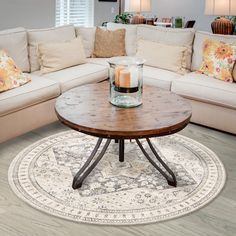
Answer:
[
  {"xmin": 28, "ymin": 25, "xmax": 76, "ymax": 72},
  {"xmin": 137, "ymin": 25, "xmax": 195, "ymax": 70},
  {"xmin": 93, "ymin": 27, "xmax": 126, "ymax": 58},
  {"xmin": 38, "ymin": 37, "xmax": 86, "ymax": 74},
  {"xmin": 136, "ymin": 39, "xmax": 189, "ymax": 74}
]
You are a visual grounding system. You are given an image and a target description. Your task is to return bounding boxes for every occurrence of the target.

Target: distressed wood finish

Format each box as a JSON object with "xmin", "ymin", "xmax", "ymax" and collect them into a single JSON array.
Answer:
[{"xmin": 55, "ymin": 82, "xmax": 192, "ymax": 139}]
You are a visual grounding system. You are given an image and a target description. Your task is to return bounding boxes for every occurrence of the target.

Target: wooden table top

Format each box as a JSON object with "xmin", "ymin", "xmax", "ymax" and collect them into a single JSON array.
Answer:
[{"xmin": 55, "ymin": 82, "xmax": 192, "ymax": 139}]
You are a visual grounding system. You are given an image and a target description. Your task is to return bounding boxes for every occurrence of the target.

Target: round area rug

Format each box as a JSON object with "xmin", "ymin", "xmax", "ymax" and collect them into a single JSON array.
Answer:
[{"xmin": 8, "ymin": 131, "xmax": 226, "ymax": 225}]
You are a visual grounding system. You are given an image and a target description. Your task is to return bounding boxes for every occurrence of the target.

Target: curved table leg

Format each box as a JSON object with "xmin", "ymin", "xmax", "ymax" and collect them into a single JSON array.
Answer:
[
  {"xmin": 136, "ymin": 139, "xmax": 177, "ymax": 187},
  {"xmin": 72, "ymin": 139, "xmax": 111, "ymax": 189}
]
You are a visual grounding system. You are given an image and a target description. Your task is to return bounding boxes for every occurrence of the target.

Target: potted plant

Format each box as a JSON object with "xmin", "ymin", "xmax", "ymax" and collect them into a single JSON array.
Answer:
[{"xmin": 114, "ymin": 13, "xmax": 132, "ymax": 24}]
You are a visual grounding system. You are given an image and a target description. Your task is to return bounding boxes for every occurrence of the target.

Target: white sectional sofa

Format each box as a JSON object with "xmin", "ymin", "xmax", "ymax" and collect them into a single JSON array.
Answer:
[{"xmin": 0, "ymin": 23, "xmax": 236, "ymax": 143}]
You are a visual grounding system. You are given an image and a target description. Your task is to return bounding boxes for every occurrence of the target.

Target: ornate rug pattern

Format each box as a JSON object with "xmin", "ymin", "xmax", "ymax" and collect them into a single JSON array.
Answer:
[{"xmin": 8, "ymin": 131, "xmax": 226, "ymax": 225}]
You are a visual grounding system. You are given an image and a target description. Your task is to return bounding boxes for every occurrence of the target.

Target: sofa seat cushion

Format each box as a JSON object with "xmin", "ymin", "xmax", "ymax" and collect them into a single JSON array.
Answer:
[
  {"xmin": 171, "ymin": 72, "xmax": 236, "ymax": 109},
  {"xmin": 40, "ymin": 63, "xmax": 108, "ymax": 92},
  {"xmin": 143, "ymin": 66, "xmax": 181, "ymax": 90},
  {"xmin": 0, "ymin": 74, "xmax": 60, "ymax": 117},
  {"xmin": 86, "ymin": 58, "xmax": 109, "ymax": 67}
]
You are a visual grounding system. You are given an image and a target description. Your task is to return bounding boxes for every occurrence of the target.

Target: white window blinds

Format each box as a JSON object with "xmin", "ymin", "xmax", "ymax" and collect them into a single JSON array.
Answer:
[{"xmin": 56, "ymin": 0, "xmax": 94, "ymax": 27}]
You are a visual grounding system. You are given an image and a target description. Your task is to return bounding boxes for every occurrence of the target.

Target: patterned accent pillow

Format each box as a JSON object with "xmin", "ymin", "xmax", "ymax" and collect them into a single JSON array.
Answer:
[
  {"xmin": 0, "ymin": 50, "xmax": 30, "ymax": 93},
  {"xmin": 93, "ymin": 27, "xmax": 126, "ymax": 58},
  {"xmin": 198, "ymin": 39, "xmax": 236, "ymax": 82}
]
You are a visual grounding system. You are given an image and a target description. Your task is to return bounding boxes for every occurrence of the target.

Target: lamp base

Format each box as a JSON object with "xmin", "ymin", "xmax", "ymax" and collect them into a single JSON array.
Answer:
[
  {"xmin": 131, "ymin": 14, "xmax": 146, "ymax": 24},
  {"xmin": 211, "ymin": 17, "xmax": 234, "ymax": 35}
]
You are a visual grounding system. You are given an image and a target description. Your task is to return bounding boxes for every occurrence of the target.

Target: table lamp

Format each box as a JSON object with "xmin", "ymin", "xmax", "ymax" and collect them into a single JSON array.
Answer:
[
  {"xmin": 124, "ymin": 0, "xmax": 151, "ymax": 24},
  {"xmin": 205, "ymin": 0, "xmax": 236, "ymax": 34}
]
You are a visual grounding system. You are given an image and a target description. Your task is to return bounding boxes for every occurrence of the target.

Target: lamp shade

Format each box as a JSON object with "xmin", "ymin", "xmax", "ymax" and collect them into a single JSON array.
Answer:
[
  {"xmin": 205, "ymin": 0, "xmax": 236, "ymax": 16},
  {"xmin": 124, "ymin": 0, "xmax": 151, "ymax": 13}
]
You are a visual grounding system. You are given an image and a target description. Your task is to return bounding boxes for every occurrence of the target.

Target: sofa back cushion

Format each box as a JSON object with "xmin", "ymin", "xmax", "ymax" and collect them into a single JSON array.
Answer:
[
  {"xmin": 0, "ymin": 27, "xmax": 30, "ymax": 72},
  {"xmin": 137, "ymin": 25, "xmax": 195, "ymax": 70},
  {"xmin": 28, "ymin": 25, "xmax": 76, "ymax": 72},
  {"xmin": 192, "ymin": 31, "xmax": 236, "ymax": 81},
  {"xmin": 107, "ymin": 22, "xmax": 137, "ymax": 56},
  {"xmin": 137, "ymin": 39, "xmax": 189, "ymax": 74},
  {"xmin": 75, "ymin": 26, "xmax": 96, "ymax": 58},
  {"xmin": 38, "ymin": 37, "xmax": 86, "ymax": 74}
]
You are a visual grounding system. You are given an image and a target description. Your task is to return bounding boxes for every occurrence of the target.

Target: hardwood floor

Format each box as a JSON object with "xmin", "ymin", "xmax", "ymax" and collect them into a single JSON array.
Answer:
[{"xmin": 0, "ymin": 122, "xmax": 236, "ymax": 236}]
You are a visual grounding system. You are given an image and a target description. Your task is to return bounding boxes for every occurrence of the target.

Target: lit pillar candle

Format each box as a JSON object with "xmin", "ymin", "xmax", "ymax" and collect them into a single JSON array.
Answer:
[
  {"xmin": 119, "ymin": 69, "xmax": 130, "ymax": 88},
  {"xmin": 115, "ymin": 66, "xmax": 124, "ymax": 86}
]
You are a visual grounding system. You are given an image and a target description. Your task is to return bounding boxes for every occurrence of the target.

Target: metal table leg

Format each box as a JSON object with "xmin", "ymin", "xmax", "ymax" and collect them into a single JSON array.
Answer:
[
  {"xmin": 119, "ymin": 139, "xmax": 125, "ymax": 162},
  {"xmin": 136, "ymin": 139, "xmax": 177, "ymax": 187},
  {"xmin": 72, "ymin": 137, "xmax": 177, "ymax": 190},
  {"xmin": 72, "ymin": 138, "xmax": 111, "ymax": 189}
]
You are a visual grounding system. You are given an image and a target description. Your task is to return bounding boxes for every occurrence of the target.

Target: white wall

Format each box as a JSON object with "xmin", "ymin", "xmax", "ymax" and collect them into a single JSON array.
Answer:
[
  {"xmin": 0, "ymin": 0, "xmax": 215, "ymax": 31},
  {"xmin": 94, "ymin": 0, "xmax": 119, "ymax": 26},
  {"xmin": 0, "ymin": 0, "xmax": 56, "ymax": 30},
  {"xmin": 0, "ymin": 0, "xmax": 119, "ymax": 29}
]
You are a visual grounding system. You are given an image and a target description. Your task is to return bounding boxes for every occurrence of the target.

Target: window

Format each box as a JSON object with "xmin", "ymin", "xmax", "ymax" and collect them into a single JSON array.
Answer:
[{"xmin": 56, "ymin": 0, "xmax": 94, "ymax": 27}]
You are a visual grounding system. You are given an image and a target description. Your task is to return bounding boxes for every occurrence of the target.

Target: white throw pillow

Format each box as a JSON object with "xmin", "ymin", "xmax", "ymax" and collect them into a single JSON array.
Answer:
[
  {"xmin": 75, "ymin": 26, "xmax": 96, "ymax": 58},
  {"xmin": 38, "ymin": 37, "xmax": 86, "ymax": 74},
  {"xmin": 137, "ymin": 25, "xmax": 195, "ymax": 70},
  {"xmin": 107, "ymin": 22, "xmax": 138, "ymax": 56},
  {"xmin": 137, "ymin": 39, "xmax": 189, "ymax": 74},
  {"xmin": 0, "ymin": 27, "xmax": 30, "ymax": 72},
  {"xmin": 28, "ymin": 25, "xmax": 76, "ymax": 72}
]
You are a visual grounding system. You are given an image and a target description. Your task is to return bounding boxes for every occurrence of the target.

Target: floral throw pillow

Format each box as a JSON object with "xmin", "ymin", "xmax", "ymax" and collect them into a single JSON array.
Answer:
[
  {"xmin": 198, "ymin": 39, "xmax": 236, "ymax": 83},
  {"xmin": 0, "ymin": 50, "xmax": 30, "ymax": 93}
]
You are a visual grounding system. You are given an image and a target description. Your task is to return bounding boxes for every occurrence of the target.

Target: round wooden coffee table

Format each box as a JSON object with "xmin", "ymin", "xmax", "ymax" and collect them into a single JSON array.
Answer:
[{"xmin": 55, "ymin": 82, "xmax": 192, "ymax": 189}]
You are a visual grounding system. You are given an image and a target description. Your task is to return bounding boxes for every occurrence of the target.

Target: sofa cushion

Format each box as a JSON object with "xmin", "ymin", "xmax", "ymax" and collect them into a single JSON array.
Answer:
[
  {"xmin": 28, "ymin": 25, "xmax": 76, "ymax": 72},
  {"xmin": 198, "ymin": 39, "xmax": 236, "ymax": 83},
  {"xmin": 192, "ymin": 31, "xmax": 236, "ymax": 80},
  {"xmin": 86, "ymin": 58, "xmax": 109, "ymax": 67},
  {"xmin": 0, "ymin": 74, "xmax": 60, "ymax": 117},
  {"xmin": 38, "ymin": 37, "xmax": 86, "ymax": 74},
  {"xmin": 0, "ymin": 27, "xmax": 30, "ymax": 72},
  {"xmin": 143, "ymin": 66, "xmax": 181, "ymax": 90},
  {"xmin": 137, "ymin": 40, "xmax": 189, "ymax": 74},
  {"xmin": 40, "ymin": 63, "xmax": 108, "ymax": 92},
  {"xmin": 93, "ymin": 27, "xmax": 126, "ymax": 58},
  {"xmin": 137, "ymin": 25, "xmax": 195, "ymax": 70},
  {"xmin": 107, "ymin": 23, "xmax": 138, "ymax": 56},
  {"xmin": 171, "ymin": 72, "xmax": 236, "ymax": 109},
  {"xmin": 0, "ymin": 50, "xmax": 31, "ymax": 93},
  {"xmin": 75, "ymin": 26, "xmax": 96, "ymax": 58}
]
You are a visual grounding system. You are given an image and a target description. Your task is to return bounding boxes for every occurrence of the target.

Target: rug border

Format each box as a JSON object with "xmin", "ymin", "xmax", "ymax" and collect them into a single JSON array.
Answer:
[{"xmin": 8, "ymin": 131, "xmax": 227, "ymax": 226}]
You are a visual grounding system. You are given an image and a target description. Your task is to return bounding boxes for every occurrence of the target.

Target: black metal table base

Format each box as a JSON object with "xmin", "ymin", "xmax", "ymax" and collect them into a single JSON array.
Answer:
[{"xmin": 72, "ymin": 138, "xmax": 177, "ymax": 189}]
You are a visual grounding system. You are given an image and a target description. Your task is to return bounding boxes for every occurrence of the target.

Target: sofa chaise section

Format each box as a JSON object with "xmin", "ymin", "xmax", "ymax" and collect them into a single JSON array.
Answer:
[
  {"xmin": 0, "ymin": 75, "xmax": 60, "ymax": 143},
  {"xmin": 172, "ymin": 73, "xmax": 236, "ymax": 133}
]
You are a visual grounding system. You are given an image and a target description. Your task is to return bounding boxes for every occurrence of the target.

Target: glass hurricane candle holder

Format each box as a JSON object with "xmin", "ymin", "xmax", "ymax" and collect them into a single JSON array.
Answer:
[{"xmin": 108, "ymin": 57, "xmax": 145, "ymax": 108}]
